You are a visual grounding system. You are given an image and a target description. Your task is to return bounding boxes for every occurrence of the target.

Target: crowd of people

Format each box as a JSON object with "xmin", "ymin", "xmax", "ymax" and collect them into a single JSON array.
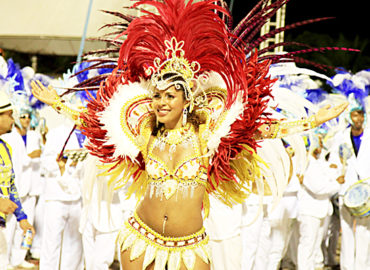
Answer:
[
  {"xmin": 1, "ymin": 0, "xmax": 369, "ymax": 270},
  {"xmin": 204, "ymin": 68, "xmax": 370, "ymax": 270}
]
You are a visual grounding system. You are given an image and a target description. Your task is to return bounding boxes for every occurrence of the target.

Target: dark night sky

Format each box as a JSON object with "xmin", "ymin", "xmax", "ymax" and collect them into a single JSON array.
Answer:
[{"xmin": 228, "ymin": 0, "xmax": 368, "ymax": 40}]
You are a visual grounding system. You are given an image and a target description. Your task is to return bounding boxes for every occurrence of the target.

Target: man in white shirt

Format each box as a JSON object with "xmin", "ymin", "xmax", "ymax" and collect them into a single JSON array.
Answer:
[
  {"xmin": 2, "ymin": 110, "xmax": 39, "ymax": 269},
  {"xmin": 240, "ymin": 193, "xmax": 264, "ymax": 270},
  {"xmin": 39, "ymin": 122, "xmax": 84, "ymax": 270},
  {"xmin": 243, "ymin": 138, "xmax": 293, "ymax": 270},
  {"xmin": 297, "ymin": 135, "xmax": 341, "ymax": 270},
  {"xmin": 329, "ymin": 108, "xmax": 370, "ymax": 270}
]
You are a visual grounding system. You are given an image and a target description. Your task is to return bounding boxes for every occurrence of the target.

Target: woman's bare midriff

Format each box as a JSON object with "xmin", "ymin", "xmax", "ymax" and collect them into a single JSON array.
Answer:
[{"xmin": 136, "ymin": 185, "xmax": 206, "ymax": 237}]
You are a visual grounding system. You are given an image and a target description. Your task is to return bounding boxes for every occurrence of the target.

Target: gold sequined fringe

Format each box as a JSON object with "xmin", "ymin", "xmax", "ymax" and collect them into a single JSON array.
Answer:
[{"xmin": 117, "ymin": 212, "xmax": 211, "ymax": 270}]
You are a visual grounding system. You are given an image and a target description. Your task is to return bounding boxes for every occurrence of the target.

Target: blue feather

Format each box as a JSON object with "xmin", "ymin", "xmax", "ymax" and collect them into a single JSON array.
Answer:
[
  {"xmin": 328, "ymin": 70, "xmax": 369, "ymax": 110},
  {"xmin": 6, "ymin": 58, "xmax": 24, "ymax": 91},
  {"xmin": 74, "ymin": 62, "xmax": 91, "ymax": 83},
  {"xmin": 305, "ymin": 89, "xmax": 327, "ymax": 104}
]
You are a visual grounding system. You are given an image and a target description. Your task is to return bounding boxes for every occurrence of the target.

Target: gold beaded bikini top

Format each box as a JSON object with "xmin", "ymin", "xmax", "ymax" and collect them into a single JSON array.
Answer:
[{"xmin": 145, "ymin": 125, "xmax": 207, "ymax": 200}]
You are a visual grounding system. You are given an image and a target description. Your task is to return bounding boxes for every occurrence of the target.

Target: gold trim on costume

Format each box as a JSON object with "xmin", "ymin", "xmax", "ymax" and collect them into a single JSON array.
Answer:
[
  {"xmin": 146, "ymin": 124, "xmax": 208, "ymax": 200},
  {"xmin": 257, "ymin": 115, "xmax": 317, "ymax": 139},
  {"xmin": 119, "ymin": 94, "xmax": 153, "ymax": 156},
  {"xmin": 274, "ymin": 115, "xmax": 317, "ymax": 138}
]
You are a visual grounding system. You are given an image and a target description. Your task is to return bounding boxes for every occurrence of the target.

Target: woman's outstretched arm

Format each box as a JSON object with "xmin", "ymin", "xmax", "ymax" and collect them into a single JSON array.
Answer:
[
  {"xmin": 255, "ymin": 102, "xmax": 348, "ymax": 139},
  {"xmin": 31, "ymin": 80, "xmax": 86, "ymax": 126}
]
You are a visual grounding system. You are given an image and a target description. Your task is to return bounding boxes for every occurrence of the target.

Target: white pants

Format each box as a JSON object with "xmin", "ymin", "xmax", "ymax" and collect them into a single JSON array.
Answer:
[
  {"xmin": 82, "ymin": 218, "xmax": 118, "ymax": 270},
  {"xmin": 339, "ymin": 203, "xmax": 370, "ymax": 270},
  {"xmin": 30, "ymin": 194, "xmax": 45, "ymax": 257},
  {"xmin": 253, "ymin": 217, "xmax": 272, "ymax": 270},
  {"xmin": 321, "ymin": 213, "xmax": 340, "ymax": 266},
  {"xmin": 0, "ymin": 227, "xmax": 8, "ymax": 270},
  {"xmin": 5, "ymin": 195, "xmax": 36, "ymax": 266},
  {"xmin": 39, "ymin": 200, "xmax": 83, "ymax": 270},
  {"xmin": 266, "ymin": 217, "xmax": 295, "ymax": 270},
  {"xmin": 209, "ymin": 235, "xmax": 242, "ymax": 270},
  {"xmin": 282, "ymin": 220, "xmax": 299, "ymax": 268},
  {"xmin": 297, "ymin": 214, "xmax": 325, "ymax": 270},
  {"xmin": 241, "ymin": 204, "xmax": 263, "ymax": 270}
]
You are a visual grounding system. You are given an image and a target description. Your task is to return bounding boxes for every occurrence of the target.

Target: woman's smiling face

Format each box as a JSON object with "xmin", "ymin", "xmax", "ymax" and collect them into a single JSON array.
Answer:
[{"xmin": 152, "ymin": 85, "xmax": 187, "ymax": 129}]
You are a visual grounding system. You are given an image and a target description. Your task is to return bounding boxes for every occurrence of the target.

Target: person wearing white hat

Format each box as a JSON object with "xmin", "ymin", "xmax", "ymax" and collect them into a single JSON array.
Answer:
[
  {"xmin": 2, "ymin": 102, "xmax": 41, "ymax": 269},
  {"xmin": 0, "ymin": 91, "xmax": 35, "ymax": 270}
]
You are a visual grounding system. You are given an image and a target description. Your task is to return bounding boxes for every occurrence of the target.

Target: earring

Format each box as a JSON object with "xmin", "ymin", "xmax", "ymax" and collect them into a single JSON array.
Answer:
[
  {"xmin": 156, "ymin": 117, "xmax": 159, "ymax": 127},
  {"xmin": 182, "ymin": 108, "xmax": 188, "ymax": 126}
]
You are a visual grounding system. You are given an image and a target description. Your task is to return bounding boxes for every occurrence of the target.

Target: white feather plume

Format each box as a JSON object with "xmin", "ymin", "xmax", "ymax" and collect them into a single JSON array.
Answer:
[
  {"xmin": 100, "ymin": 81, "xmax": 150, "ymax": 161},
  {"xmin": 207, "ymin": 94, "xmax": 244, "ymax": 155}
]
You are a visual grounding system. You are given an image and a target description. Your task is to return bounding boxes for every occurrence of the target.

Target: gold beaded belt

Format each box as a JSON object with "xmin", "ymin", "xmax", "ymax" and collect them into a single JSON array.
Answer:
[{"xmin": 127, "ymin": 215, "xmax": 207, "ymax": 248}]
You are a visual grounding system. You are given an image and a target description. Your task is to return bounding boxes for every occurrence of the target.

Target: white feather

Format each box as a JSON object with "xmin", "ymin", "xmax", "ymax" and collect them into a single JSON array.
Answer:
[
  {"xmin": 257, "ymin": 139, "xmax": 290, "ymax": 206},
  {"xmin": 197, "ymin": 71, "xmax": 244, "ymax": 155},
  {"xmin": 207, "ymin": 94, "xmax": 244, "ymax": 155},
  {"xmin": 200, "ymin": 71, "xmax": 227, "ymax": 90},
  {"xmin": 269, "ymin": 62, "xmax": 332, "ymax": 83},
  {"xmin": 100, "ymin": 81, "xmax": 150, "ymax": 160},
  {"xmin": 271, "ymin": 86, "xmax": 318, "ymax": 115}
]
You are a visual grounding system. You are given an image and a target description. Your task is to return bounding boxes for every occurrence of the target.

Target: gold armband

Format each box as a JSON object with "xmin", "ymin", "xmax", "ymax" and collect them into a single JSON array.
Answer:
[
  {"xmin": 52, "ymin": 98, "xmax": 87, "ymax": 125},
  {"xmin": 273, "ymin": 115, "xmax": 317, "ymax": 139}
]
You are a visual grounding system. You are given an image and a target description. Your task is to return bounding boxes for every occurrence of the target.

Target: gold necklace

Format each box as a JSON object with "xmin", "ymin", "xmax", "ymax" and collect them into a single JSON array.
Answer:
[
  {"xmin": 159, "ymin": 123, "xmax": 193, "ymax": 145},
  {"xmin": 153, "ymin": 124, "xmax": 195, "ymax": 158}
]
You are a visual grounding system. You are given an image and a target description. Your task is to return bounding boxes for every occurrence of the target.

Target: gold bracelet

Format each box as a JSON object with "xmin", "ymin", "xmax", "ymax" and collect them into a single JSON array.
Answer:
[
  {"xmin": 308, "ymin": 115, "xmax": 318, "ymax": 128},
  {"xmin": 271, "ymin": 121, "xmax": 280, "ymax": 138},
  {"xmin": 51, "ymin": 98, "xmax": 84, "ymax": 122},
  {"xmin": 51, "ymin": 98, "xmax": 63, "ymax": 112},
  {"xmin": 275, "ymin": 115, "xmax": 317, "ymax": 138}
]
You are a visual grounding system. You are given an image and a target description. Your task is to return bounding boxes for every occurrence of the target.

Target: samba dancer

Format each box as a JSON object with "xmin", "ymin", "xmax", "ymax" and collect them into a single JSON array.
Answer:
[{"xmin": 31, "ymin": 1, "xmax": 348, "ymax": 269}]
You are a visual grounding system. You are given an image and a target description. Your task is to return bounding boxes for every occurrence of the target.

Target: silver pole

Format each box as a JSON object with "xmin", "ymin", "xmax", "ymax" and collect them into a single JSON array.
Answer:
[{"xmin": 77, "ymin": 0, "xmax": 94, "ymax": 63}]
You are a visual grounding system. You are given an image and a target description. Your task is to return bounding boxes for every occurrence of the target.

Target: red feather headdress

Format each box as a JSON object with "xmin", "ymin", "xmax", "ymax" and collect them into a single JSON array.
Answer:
[{"xmin": 118, "ymin": 0, "xmax": 253, "ymax": 107}]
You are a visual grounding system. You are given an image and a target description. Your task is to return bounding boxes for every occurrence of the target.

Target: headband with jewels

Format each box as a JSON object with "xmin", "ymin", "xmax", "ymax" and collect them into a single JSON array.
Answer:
[{"xmin": 146, "ymin": 37, "xmax": 208, "ymax": 113}]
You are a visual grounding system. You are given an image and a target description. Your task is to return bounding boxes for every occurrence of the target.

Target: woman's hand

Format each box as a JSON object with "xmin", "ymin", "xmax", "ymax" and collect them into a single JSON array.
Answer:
[
  {"xmin": 314, "ymin": 102, "xmax": 349, "ymax": 126},
  {"xmin": 31, "ymin": 80, "xmax": 60, "ymax": 106}
]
